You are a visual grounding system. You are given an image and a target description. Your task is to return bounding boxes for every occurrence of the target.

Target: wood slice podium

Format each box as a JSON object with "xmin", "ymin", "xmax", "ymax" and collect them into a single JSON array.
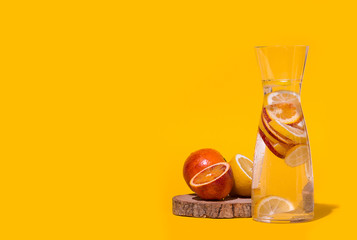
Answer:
[{"xmin": 172, "ymin": 194, "xmax": 251, "ymax": 219}]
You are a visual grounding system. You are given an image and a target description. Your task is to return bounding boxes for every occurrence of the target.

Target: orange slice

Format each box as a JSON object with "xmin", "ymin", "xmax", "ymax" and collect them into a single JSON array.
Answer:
[
  {"xmin": 266, "ymin": 103, "xmax": 302, "ymax": 124},
  {"xmin": 285, "ymin": 145, "xmax": 309, "ymax": 167},
  {"xmin": 254, "ymin": 196, "xmax": 294, "ymax": 217},
  {"xmin": 259, "ymin": 128, "xmax": 289, "ymax": 158},
  {"xmin": 266, "ymin": 90, "xmax": 300, "ymax": 105},
  {"xmin": 269, "ymin": 120, "xmax": 307, "ymax": 144},
  {"xmin": 272, "ymin": 142, "xmax": 289, "ymax": 157},
  {"xmin": 189, "ymin": 162, "xmax": 233, "ymax": 200},
  {"xmin": 259, "ymin": 117, "xmax": 279, "ymax": 144},
  {"xmin": 261, "ymin": 111, "xmax": 293, "ymax": 145},
  {"xmin": 289, "ymin": 119, "xmax": 305, "ymax": 130}
]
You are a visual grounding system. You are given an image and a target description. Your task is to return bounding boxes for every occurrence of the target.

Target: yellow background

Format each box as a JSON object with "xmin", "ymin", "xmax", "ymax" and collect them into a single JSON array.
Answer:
[{"xmin": 1, "ymin": 0, "xmax": 356, "ymax": 239}]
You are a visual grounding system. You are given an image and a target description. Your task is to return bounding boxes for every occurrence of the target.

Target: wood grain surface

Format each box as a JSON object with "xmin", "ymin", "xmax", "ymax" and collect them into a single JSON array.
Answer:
[{"xmin": 172, "ymin": 194, "xmax": 251, "ymax": 219}]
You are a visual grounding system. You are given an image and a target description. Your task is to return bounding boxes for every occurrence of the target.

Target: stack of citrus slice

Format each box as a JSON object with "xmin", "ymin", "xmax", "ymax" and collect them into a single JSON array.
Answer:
[{"xmin": 259, "ymin": 90, "xmax": 308, "ymax": 165}]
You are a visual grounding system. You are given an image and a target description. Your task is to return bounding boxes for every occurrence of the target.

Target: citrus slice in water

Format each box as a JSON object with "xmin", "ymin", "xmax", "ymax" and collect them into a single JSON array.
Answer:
[
  {"xmin": 266, "ymin": 103, "xmax": 302, "ymax": 124},
  {"xmin": 262, "ymin": 110, "xmax": 294, "ymax": 145},
  {"xmin": 289, "ymin": 120, "xmax": 305, "ymax": 130},
  {"xmin": 266, "ymin": 90, "xmax": 300, "ymax": 105},
  {"xmin": 229, "ymin": 154, "xmax": 253, "ymax": 197},
  {"xmin": 254, "ymin": 196, "xmax": 294, "ymax": 217},
  {"xmin": 269, "ymin": 119, "xmax": 307, "ymax": 144},
  {"xmin": 259, "ymin": 117, "xmax": 279, "ymax": 144},
  {"xmin": 258, "ymin": 128, "xmax": 289, "ymax": 158},
  {"xmin": 285, "ymin": 144, "xmax": 309, "ymax": 167},
  {"xmin": 272, "ymin": 142, "xmax": 289, "ymax": 157}
]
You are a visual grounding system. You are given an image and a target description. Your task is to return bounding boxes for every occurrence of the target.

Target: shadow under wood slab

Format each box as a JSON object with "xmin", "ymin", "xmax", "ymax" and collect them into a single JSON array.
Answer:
[{"xmin": 172, "ymin": 194, "xmax": 251, "ymax": 219}]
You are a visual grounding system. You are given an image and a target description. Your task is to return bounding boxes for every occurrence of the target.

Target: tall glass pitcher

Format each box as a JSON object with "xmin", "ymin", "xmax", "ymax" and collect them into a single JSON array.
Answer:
[{"xmin": 252, "ymin": 46, "xmax": 314, "ymax": 223}]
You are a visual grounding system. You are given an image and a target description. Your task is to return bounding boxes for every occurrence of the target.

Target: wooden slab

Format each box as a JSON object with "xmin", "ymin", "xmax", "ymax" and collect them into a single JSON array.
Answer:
[{"xmin": 172, "ymin": 194, "xmax": 251, "ymax": 219}]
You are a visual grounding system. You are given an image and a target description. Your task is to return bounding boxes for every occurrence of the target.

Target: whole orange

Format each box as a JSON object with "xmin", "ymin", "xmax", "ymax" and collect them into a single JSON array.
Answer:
[{"xmin": 183, "ymin": 148, "xmax": 226, "ymax": 190}]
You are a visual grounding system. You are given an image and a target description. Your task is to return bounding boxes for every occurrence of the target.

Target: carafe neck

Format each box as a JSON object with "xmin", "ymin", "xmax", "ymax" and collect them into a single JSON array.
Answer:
[{"xmin": 262, "ymin": 79, "xmax": 302, "ymax": 96}]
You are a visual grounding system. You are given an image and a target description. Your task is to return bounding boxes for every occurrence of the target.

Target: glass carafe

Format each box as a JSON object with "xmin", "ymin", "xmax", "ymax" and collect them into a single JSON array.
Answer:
[{"xmin": 252, "ymin": 46, "xmax": 314, "ymax": 223}]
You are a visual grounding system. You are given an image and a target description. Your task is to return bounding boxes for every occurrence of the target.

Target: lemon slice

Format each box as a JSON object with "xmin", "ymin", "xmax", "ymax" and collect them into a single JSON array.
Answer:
[
  {"xmin": 229, "ymin": 154, "xmax": 253, "ymax": 197},
  {"xmin": 254, "ymin": 196, "xmax": 294, "ymax": 217},
  {"xmin": 285, "ymin": 144, "xmax": 309, "ymax": 167},
  {"xmin": 269, "ymin": 119, "xmax": 307, "ymax": 144},
  {"xmin": 266, "ymin": 90, "xmax": 301, "ymax": 105}
]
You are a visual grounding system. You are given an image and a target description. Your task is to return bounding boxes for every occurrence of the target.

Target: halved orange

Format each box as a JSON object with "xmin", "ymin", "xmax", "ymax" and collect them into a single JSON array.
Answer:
[{"xmin": 189, "ymin": 162, "xmax": 233, "ymax": 200}]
